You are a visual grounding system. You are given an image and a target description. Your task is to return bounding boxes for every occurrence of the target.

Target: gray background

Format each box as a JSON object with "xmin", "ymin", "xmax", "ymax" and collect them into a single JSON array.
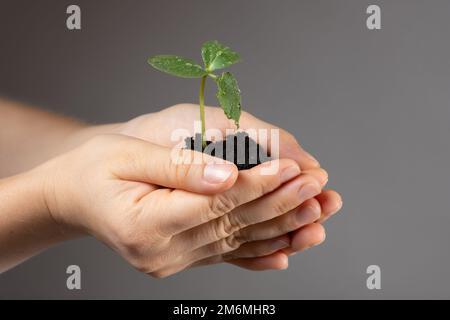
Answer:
[{"xmin": 0, "ymin": 0, "xmax": 449, "ymax": 299}]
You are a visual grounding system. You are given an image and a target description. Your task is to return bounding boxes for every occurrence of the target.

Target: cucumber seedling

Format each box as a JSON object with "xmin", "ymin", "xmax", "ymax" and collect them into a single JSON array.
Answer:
[
  {"xmin": 148, "ymin": 40, "xmax": 242, "ymax": 149},
  {"xmin": 148, "ymin": 40, "xmax": 269, "ymax": 170}
]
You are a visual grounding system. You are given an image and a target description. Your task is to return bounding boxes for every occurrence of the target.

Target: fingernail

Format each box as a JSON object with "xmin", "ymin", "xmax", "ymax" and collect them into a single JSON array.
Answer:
[
  {"xmin": 203, "ymin": 163, "xmax": 234, "ymax": 184},
  {"xmin": 272, "ymin": 239, "xmax": 290, "ymax": 250},
  {"xmin": 298, "ymin": 183, "xmax": 320, "ymax": 202},
  {"xmin": 296, "ymin": 206, "xmax": 320, "ymax": 225},
  {"xmin": 280, "ymin": 165, "xmax": 301, "ymax": 183}
]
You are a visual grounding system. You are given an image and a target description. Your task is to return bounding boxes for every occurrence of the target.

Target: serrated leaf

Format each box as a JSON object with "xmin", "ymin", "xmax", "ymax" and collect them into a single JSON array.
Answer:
[
  {"xmin": 216, "ymin": 72, "xmax": 242, "ymax": 127},
  {"xmin": 148, "ymin": 55, "xmax": 207, "ymax": 78},
  {"xmin": 202, "ymin": 40, "xmax": 240, "ymax": 72}
]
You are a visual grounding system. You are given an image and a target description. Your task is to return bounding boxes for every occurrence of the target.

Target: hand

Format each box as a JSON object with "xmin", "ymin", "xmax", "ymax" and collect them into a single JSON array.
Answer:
[
  {"xmin": 0, "ymin": 100, "xmax": 341, "ymax": 274},
  {"xmin": 113, "ymin": 104, "xmax": 343, "ymax": 269},
  {"xmin": 67, "ymin": 104, "xmax": 343, "ymax": 270},
  {"xmin": 39, "ymin": 134, "xmax": 326, "ymax": 277}
]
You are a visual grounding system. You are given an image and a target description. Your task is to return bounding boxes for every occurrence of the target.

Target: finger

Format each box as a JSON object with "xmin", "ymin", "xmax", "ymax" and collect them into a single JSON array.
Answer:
[
  {"xmin": 192, "ymin": 251, "xmax": 289, "ymax": 271},
  {"xmin": 232, "ymin": 190, "xmax": 339, "ymax": 248},
  {"xmin": 236, "ymin": 198, "xmax": 321, "ymax": 242},
  {"xmin": 111, "ymin": 135, "xmax": 238, "ymax": 194},
  {"xmin": 172, "ymin": 171, "xmax": 321, "ymax": 251},
  {"xmin": 237, "ymin": 111, "xmax": 320, "ymax": 170},
  {"xmin": 227, "ymin": 251, "xmax": 289, "ymax": 271},
  {"xmin": 222, "ymin": 235, "xmax": 290, "ymax": 260},
  {"xmin": 282, "ymin": 223, "xmax": 326, "ymax": 256},
  {"xmin": 149, "ymin": 235, "xmax": 289, "ymax": 277},
  {"xmin": 181, "ymin": 175, "xmax": 321, "ymax": 264},
  {"xmin": 303, "ymin": 168, "xmax": 328, "ymax": 187},
  {"xmin": 315, "ymin": 190, "xmax": 343, "ymax": 223},
  {"xmin": 275, "ymin": 190, "xmax": 340, "ymax": 257},
  {"xmin": 226, "ymin": 173, "xmax": 322, "ymax": 231},
  {"xmin": 153, "ymin": 158, "xmax": 301, "ymax": 236}
]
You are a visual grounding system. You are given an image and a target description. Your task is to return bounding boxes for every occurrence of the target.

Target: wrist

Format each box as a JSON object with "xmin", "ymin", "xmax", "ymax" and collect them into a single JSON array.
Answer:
[
  {"xmin": 27, "ymin": 168, "xmax": 81, "ymax": 241},
  {"xmin": 30, "ymin": 156, "xmax": 87, "ymax": 239},
  {"xmin": 0, "ymin": 171, "xmax": 75, "ymax": 271}
]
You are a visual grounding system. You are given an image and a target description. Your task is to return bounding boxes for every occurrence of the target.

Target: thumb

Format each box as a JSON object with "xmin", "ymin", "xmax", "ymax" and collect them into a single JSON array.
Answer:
[{"xmin": 111, "ymin": 136, "xmax": 238, "ymax": 194}]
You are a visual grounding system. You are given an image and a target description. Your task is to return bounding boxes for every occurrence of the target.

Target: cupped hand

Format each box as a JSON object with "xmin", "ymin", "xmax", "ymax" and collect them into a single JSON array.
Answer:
[
  {"xmin": 114, "ymin": 104, "xmax": 343, "ymax": 270},
  {"xmin": 39, "ymin": 134, "xmax": 331, "ymax": 277},
  {"xmin": 66, "ymin": 104, "xmax": 343, "ymax": 271}
]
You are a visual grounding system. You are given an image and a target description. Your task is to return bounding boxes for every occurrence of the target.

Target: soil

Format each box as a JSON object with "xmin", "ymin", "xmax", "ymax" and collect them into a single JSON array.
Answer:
[{"xmin": 185, "ymin": 132, "xmax": 271, "ymax": 170}]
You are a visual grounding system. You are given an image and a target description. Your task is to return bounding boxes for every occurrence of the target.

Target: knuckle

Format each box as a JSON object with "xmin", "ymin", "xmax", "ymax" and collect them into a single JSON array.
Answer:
[
  {"xmin": 170, "ymin": 151, "xmax": 194, "ymax": 182},
  {"xmin": 208, "ymin": 194, "xmax": 237, "ymax": 218},
  {"xmin": 232, "ymin": 228, "xmax": 248, "ymax": 243},
  {"xmin": 215, "ymin": 234, "xmax": 243, "ymax": 254},
  {"xmin": 227, "ymin": 213, "xmax": 248, "ymax": 234},
  {"xmin": 213, "ymin": 214, "xmax": 244, "ymax": 241},
  {"xmin": 221, "ymin": 215, "xmax": 237, "ymax": 235},
  {"xmin": 212, "ymin": 216, "xmax": 232, "ymax": 240}
]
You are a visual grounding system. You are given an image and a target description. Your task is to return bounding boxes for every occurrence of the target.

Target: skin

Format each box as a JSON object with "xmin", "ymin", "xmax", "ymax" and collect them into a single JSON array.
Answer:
[
  {"xmin": 0, "ymin": 98, "xmax": 85, "ymax": 177},
  {"xmin": 106, "ymin": 104, "xmax": 343, "ymax": 269},
  {"xmin": 0, "ymin": 99, "xmax": 342, "ymax": 275}
]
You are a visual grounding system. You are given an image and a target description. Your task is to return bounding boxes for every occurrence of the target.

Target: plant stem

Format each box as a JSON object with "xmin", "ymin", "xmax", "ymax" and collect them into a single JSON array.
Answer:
[{"xmin": 199, "ymin": 75, "xmax": 207, "ymax": 148}]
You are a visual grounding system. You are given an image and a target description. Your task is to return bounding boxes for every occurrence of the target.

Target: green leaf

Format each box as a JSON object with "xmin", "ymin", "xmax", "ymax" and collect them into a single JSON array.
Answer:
[
  {"xmin": 216, "ymin": 72, "xmax": 242, "ymax": 127},
  {"xmin": 148, "ymin": 55, "xmax": 207, "ymax": 78},
  {"xmin": 202, "ymin": 40, "xmax": 240, "ymax": 72}
]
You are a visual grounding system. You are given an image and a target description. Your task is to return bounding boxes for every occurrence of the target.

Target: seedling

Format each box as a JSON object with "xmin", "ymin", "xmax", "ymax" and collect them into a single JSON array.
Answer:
[{"xmin": 148, "ymin": 40, "xmax": 242, "ymax": 148}]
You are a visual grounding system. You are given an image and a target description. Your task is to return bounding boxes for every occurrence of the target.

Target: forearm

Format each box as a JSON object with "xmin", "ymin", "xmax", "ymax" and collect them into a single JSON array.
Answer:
[
  {"xmin": 0, "ymin": 98, "xmax": 124, "ymax": 177},
  {"xmin": 0, "ymin": 170, "xmax": 75, "ymax": 273},
  {"xmin": 0, "ymin": 98, "xmax": 87, "ymax": 176}
]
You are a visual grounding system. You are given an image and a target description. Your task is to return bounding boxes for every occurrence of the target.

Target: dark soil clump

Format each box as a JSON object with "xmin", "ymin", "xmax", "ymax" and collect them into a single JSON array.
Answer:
[{"xmin": 185, "ymin": 132, "xmax": 271, "ymax": 170}]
